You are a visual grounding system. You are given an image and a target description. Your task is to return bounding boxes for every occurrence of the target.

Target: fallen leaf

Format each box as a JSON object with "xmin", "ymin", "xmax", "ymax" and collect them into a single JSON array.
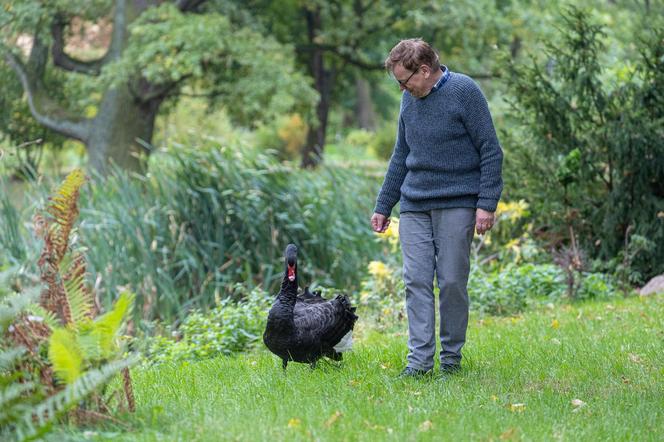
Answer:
[
  {"xmin": 621, "ymin": 376, "xmax": 631, "ymax": 384},
  {"xmin": 500, "ymin": 428, "xmax": 518, "ymax": 440},
  {"xmin": 571, "ymin": 398, "xmax": 586, "ymax": 411},
  {"xmin": 408, "ymin": 405, "xmax": 414, "ymax": 413},
  {"xmin": 491, "ymin": 395, "xmax": 499, "ymax": 402},
  {"xmin": 551, "ymin": 338, "xmax": 561, "ymax": 345},
  {"xmin": 509, "ymin": 403, "xmax": 526, "ymax": 412},
  {"xmin": 324, "ymin": 411, "xmax": 342, "ymax": 428},
  {"xmin": 551, "ymin": 319, "xmax": 560, "ymax": 329},
  {"xmin": 419, "ymin": 420, "xmax": 433, "ymax": 432},
  {"xmin": 628, "ymin": 353, "xmax": 643, "ymax": 364},
  {"xmin": 288, "ymin": 418, "xmax": 301, "ymax": 428}
]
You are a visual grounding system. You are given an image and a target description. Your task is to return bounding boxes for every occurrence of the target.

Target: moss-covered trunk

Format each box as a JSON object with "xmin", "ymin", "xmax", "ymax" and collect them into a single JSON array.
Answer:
[{"xmin": 87, "ymin": 84, "xmax": 162, "ymax": 173}]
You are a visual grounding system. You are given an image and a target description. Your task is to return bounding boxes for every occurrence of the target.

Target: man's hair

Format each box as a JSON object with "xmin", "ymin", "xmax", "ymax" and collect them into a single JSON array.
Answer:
[{"xmin": 385, "ymin": 38, "xmax": 439, "ymax": 72}]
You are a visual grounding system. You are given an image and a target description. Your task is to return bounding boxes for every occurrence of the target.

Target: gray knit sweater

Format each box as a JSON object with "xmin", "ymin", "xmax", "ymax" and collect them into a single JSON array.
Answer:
[{"xmin": 374, "ymin": 71, "xmax": 503, "ymax": 216}]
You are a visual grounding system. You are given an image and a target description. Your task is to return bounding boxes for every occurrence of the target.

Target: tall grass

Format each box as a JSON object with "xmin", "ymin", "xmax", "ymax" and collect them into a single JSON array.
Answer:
[{"xmin": 75, "ymin": 145, "xmax": 381, "ymax": 320}]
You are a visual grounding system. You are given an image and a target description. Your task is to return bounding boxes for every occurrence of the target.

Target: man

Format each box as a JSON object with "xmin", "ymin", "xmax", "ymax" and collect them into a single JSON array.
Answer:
[{"xmin": 371, "ymin": 38, "xmax": 503, "ymax": 378}]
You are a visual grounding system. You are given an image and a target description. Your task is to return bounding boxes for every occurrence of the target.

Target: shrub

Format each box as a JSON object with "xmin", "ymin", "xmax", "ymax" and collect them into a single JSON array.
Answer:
[
  {"xmin": 1, "ymin": 170, "xmax": 138, "ymax": 440},
  {"xmin": 254, "ymin": 113, "xmax": 308, "ymax": 161},
  {"xmin": 142, "ymin": 285, "xmax": 270, "ymax": 365},
  {"xmin": 503, "ymin": 8, "xmax": 664, "ymax": 283}
]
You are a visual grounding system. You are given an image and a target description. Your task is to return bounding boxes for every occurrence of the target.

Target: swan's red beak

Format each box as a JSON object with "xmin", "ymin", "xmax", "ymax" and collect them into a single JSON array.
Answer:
[{"xmin": 288, "ymin": 264, "xmax": 296, "ymax": 281}]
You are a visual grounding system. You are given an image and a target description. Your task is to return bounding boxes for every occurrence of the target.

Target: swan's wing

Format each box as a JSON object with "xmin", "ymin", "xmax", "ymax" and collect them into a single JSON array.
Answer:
[{"xmin": 293, "ymin": 298, "xmax": 357, "ymax": 347}]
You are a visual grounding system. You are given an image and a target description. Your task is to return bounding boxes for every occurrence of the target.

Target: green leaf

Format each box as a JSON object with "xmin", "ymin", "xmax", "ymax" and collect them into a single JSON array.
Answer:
[{"xmin": 48, "ymin": 328, "xmax": 83, "ymax": 384}]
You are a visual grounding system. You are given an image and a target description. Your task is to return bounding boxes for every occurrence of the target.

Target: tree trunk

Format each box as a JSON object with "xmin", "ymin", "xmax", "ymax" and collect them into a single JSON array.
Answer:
[
  {"xmin": 87, "ymin": 84, "xmax": 163, "ymax": 173},
  {"xmin": 301, "ymin": 7, "xmax": 333, "ymax": 169},
  {"xmin": 355, "ymin": 77, "xmax": 376, "ymax": 131}
]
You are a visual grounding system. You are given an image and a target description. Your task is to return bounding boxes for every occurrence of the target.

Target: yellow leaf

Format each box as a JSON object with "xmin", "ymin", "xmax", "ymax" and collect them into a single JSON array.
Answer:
[
  {"xmin": 500, "ymin": 428, "xmax": 518, "ymax": 440},
  {"xmin": 419, "ymin": 420, "xmax": 433, "ymax": 432},
  {"xmin": 509, "ymin": 403, "xmax": 526, "ymax": 412},
  {"xmin": 551, "ymin": 319, "xmax": 560, "ymax": 329},
  {"xmin": 324, "ymin": 411, "xmax": 342, "ymax": 428},
  {"xmin": 288, "ymin": 418, "xmax": 301, "ymax": 428}
]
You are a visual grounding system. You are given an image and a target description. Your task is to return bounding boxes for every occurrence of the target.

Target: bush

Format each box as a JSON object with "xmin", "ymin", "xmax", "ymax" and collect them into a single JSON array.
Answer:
[
  {"xmin": 368, "ymin": 124, "xmax": 396, "ymax": 161},
  {"xmin": 469, "ymin": 263, "xmax": 620, "ymax": 316},
  {"xmin": 502, "ymin": 8, "xmax": 664, "ymax": 283},
  {"xmin": 142, "ymin": 285, "xmax": 270, "ymax": 365},
  {"xmin": 254, "ymin": 113, "xmax": 308, "ymax": 161}
]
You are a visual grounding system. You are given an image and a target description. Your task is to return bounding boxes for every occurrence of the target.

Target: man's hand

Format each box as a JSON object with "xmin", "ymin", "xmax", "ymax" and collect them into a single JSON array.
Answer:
[
  {"xmin": 476, "ymin": 208, "xmax": 495, "ymax": 235},
  {"xmin": 371, "ymin": 213, "xmax": 391, "ymax": 233}
]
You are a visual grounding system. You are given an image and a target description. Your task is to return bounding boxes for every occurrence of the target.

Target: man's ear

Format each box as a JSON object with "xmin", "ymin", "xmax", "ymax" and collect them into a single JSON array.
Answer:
[{"xmin": 421, "ymin": 65, "xmax": 432, "ymax": 78}]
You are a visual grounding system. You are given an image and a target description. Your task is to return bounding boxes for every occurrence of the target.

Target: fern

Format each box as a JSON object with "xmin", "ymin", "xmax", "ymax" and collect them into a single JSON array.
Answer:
[
  {"xmin": 13, "ymin": 354, "xmax": 140, "ymax": 442},
  {"xmin": 0, "ymin": 347, "xmax": 26, "ymax": 371},
  {"xmin": 61, "ymin": 253, "xmax": 96, "ymax": 329},
  {"xmin": 49, "ymin": 292, "xmax": 135, "ymax": 383},
  {"xmin": 48, "ymin": 328, "xmax": 83, "ymax": 384},
  {"xmin": 2, "ymin": 169, "xmax": 139, "ymax": 440},
  {"xmin": 45, "ymin": 168, "xmax": 85, "ymax": 263}
]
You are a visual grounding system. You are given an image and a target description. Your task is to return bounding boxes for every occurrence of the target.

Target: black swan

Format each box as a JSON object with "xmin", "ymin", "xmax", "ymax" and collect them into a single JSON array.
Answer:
[{"xmin": 263, "ymin": 244, "xmax": 358, "ymax": 369}]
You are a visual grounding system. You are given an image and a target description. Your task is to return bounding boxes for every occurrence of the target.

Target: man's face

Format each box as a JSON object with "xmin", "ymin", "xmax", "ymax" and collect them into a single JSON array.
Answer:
[{"xmin": 393, "ymin": 63, "xmax": 428, "ymax": 98}]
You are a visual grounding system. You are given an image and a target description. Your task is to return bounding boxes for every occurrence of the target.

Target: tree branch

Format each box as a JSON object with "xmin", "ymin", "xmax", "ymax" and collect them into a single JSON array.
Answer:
[
  {"xmin": 297, "ymin": 43, "xmax": 385, "ymax": 70},
  {"xmin": 3, "ymin": 50, "xmax": 91, "ymax": 142},
  {"xmin": 50, "ymin": 15, "xmax": 107, "ymax": 75},
  {"xmin": 175, "ymin": 0, "xmax": 208, "ymax": 12}
]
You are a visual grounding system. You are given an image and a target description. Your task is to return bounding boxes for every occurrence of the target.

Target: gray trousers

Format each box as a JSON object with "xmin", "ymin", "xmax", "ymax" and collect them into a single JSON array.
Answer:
[{"xmin": 399, "ymin": 208, "xmax": 475, "ymax": 371}]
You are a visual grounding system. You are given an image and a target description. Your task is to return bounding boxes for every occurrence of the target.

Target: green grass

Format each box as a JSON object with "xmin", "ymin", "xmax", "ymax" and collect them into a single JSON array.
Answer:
[{"xmin": 60, "ymin": 295, "xmax": 663, "ymax": 441}]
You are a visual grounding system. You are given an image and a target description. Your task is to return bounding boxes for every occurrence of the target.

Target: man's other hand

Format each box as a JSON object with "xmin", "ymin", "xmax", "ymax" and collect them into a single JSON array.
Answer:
[
  {"xmin": 475, "ymin": 208, "xmax": 495, "ymax": 235},
  {"xmin": 371, "ymin": 213, "xmax": 391, "ymax": 233}
]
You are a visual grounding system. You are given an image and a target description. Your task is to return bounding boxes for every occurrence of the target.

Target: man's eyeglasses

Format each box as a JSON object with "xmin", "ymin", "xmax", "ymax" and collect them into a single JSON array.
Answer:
[{"xmin": 395, "ymin": 66, "xmax": 420, "ymax": 87}]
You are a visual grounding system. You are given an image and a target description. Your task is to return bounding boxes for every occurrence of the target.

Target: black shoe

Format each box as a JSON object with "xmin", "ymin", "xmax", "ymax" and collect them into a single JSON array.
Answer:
[
  {"xmin": 440, "ymin": 363, "xmax": 461, "ymax": 375},
  {"xmin": 398, "ymin": 366, "xmax": 431, "ymax": 378}
]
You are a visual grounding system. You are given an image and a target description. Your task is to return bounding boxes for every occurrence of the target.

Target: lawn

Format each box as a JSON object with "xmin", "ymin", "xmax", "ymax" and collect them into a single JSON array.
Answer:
[{"xmin": 60, "ymin": 294, "xmax": 663, "ymax": 441}]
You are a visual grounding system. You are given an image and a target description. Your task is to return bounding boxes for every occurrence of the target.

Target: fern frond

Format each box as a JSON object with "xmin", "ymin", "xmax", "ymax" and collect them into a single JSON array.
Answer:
[
  {"xmin": 22, "ymin": 304, "xmax": 59, "ymax": 331},
  {"xmin": 0, "ymin": 381, "xmax": 35, "ymax": 412},
  {"xmin": 46, "ymin": 169, "xmax": 85, "ymax": 263},
  {"xmin": 14, "ymin": 354, "xmax": 140, "ymax": 441},
  {"xmin": 78, "ymin": 291, "xmax": 135, "ymax": 361},
  {"xmin": 48, "ymin": 328, "xmax": 83, "ymax": 384},
  {"xmin": 0, "ymin": 293, "xmax": 32, "ymax": 332},
  {"xmin": 0, "ymin": 347, "xmax": 26, "ymax": 371},
  {"xmin": 61, "ymin": 253, "xmax": 95, "ymax": 329}
]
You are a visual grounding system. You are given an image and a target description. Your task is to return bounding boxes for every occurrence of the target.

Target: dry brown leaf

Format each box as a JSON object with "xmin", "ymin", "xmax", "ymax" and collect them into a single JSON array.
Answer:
[{"xmin": 500, "ymin": 428, "xmax": 518, "ymax": 440}]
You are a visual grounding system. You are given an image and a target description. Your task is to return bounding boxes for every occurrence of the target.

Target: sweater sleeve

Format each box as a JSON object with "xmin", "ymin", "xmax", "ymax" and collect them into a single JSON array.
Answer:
[
  {"xmin": 459, "ymin": 79, "xmax": 504, "ymax": 212},
  {"xmin": 374, "ymin": 112, "xmax": 409, "ymax": 216}
]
